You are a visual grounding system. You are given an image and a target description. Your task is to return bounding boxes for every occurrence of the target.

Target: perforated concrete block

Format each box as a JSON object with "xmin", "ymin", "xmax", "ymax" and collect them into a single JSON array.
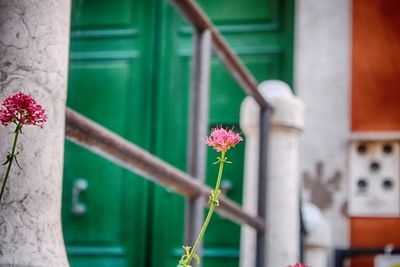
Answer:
[{"xmin": 349, "ymin": 141, "xmax": 400, "ymax": 217}]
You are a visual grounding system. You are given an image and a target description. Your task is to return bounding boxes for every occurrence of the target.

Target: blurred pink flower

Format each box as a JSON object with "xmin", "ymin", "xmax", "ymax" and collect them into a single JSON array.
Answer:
[
  {"xmin": 205, "ymin": 126, "xmax": 243, "ymax": 152},
  {"xmin": 0, "ymin": 92, "xmax": 47, "ymax": 128}
]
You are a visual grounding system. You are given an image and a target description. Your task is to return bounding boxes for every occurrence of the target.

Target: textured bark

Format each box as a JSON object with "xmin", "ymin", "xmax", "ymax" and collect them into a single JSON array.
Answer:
[{"xmin": 0, "ymin": 0, "xmax": 70, "ymax": 266}]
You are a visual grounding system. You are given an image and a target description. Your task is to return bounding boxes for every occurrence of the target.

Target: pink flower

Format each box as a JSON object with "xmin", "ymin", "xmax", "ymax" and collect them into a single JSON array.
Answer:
[
  {"xmin": 288, "ymin": 263, "xmax": 309, "ymax": 267},
  {"xmin": 205, "ymin": 126, "xmax": 243, "ymax": 152},
  {"xmin": 0, "ymin": 92, "xmax": 47, "ymax": 128}
]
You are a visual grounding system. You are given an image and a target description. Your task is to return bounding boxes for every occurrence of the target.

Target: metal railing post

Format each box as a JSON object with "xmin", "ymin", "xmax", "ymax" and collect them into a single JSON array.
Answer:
[
  {"xmin": 170, "ymin": 0, "xmax": 270, "ymax": 109},
  {"xmin": 64, "ymin": 2, "xmax": 281, "ymax": 267},
  {"xmin": 256, "ymin": 107, "xmax": 272, "ymax": 267},
  {"xmin": 185, "ymin": 28, "xmax": 212, "ymax": 263}
]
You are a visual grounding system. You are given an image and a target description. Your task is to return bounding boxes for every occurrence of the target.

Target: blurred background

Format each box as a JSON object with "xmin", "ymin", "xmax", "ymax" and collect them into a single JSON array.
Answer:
[{"xmin": 61, "ymin": 0, "xmax": 400, "ymax": 267}]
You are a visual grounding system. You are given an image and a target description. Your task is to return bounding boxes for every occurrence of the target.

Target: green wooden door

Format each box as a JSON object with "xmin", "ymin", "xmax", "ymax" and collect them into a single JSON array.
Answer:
[
  {"xmin": 63, "ymin": 0, "xmax": 294, "ymax": 267},
  {"xmin": 62, "ymin": 0, "xmax": 155, "ymax": 266},
  {"xmin": 150, "ymin": 0, "xmax": 294, "ymax": 266}
]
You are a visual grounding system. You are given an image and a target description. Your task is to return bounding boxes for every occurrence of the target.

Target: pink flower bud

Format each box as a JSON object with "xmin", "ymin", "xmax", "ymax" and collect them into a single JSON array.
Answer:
[
  {"xmin": 0, "ymin": 91, "xmax": 47, "ymax": 128},
  {"xmin": 205, "ymin": 126, "xmax": 243, "ymax": 152}
]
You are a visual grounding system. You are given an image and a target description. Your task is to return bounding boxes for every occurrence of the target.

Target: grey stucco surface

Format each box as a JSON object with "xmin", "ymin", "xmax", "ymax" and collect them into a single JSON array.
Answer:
[
  {"xmin": 295, "ymin": 0, "xmax": 351, "ymax": 248},
  {"xmin": 0, "ymin": 1, "xmax": 71, "ymax": 266}
]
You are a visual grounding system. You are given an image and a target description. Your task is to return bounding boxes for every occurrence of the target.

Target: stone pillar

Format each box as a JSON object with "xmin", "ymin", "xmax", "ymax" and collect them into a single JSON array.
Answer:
[
  {"xmin": 302, "ymin": 202, "xmax": 331, "ymax": 267},
  {"xmin": 0, "ymin": 1, "xmax": 71, "ymax": 266},
  {"xmin": 240, "ymin": 80, "xmax": 304, "ymax": 267}
]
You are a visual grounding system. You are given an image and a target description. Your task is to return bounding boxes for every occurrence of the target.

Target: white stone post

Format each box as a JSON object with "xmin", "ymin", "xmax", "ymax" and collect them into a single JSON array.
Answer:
[
  {"xmin": 0, "ymin": 1, "xmax": 71, "ymax": 266},
  {"xmin": 240, "ymin": 80, "xmax": 304, "ymax": 267},
  {"xmin": 302, "ymin": 202, "xmax": 331, "ymax": 267}
]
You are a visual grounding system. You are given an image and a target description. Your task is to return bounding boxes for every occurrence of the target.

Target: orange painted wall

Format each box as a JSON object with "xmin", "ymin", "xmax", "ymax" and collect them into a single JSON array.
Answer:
[
  {"xmin": 351, "ymin": 1, "xmax": 400, "ymax": 266},
  {"xmin": 352, "ymin": 0, "xmax": 400, "ymax": 131},
  {"xmin": 351, "ymin": 218, "xmax": 400, "ymax": 267},
  {"xmin": 350, "ymin": 0, "xmax": 400, "ymax": 267}
]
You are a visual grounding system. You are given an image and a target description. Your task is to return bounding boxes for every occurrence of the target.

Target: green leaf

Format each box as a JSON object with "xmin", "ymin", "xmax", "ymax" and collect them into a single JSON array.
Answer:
[{"xmin": 193, "ymin": 253, "xmax": 200, "ymax": 264}]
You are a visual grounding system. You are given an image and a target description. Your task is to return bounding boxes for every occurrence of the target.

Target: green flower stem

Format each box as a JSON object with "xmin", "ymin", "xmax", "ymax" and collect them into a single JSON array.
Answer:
[
  {"xmin": 183, "ymin": 151, "xmax": 226, "ymax": 266},
  {"xmin": 0, "ymin": 121, "xmax": 22, "ymax": 203}
]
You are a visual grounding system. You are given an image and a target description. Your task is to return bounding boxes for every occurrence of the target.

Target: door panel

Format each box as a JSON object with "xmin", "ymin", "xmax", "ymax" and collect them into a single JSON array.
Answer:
[
  {"xmin": 151, "ymin": 1, "xmax": 294, "ymax": 266},
  {"xmin": 72, "ymin": 0, "xmax": 136, "ymax": 27},
  {"xmin": 198, "ymin": 0, "xmax": 277, "ymax": 23},
  {"xmin": 63, "ymin": 0, "xmax": 154, "ymax": 266},
  {"xmin": 64, "ymin": 0, "xmax": 294, "ymax": 266}
]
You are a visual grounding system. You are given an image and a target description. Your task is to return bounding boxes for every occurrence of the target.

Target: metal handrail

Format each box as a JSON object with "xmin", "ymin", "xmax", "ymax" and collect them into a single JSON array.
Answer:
[
  {"xmin": 169, "ymin": 1, "xmax": 272, "ymax": 267},
  {"xmin": 65, "ymin": 108, "xmax": 264, "ymax": 232},
  {"xmin": 65, "ymin": 1, "xmax": 273, "ymax": 266},
  {"xmin": 170, "ymin": 0, "xmax": 271, "ymax": 110}
]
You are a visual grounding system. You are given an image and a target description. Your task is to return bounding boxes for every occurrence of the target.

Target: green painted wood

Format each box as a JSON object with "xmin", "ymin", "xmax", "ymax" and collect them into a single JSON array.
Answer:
[
  {"xmin": 63, "ymin": 0, "xmax": 155, "ymax": 267},
  {"xmin": 64, "ymin": 0, "xmax": 294, "ymax": 266},
  {"xmin": 171, "ymin": 247, "xmax": 240, "ymax": 258},
  {"xmin": 198, "ymin": 0, "xmax": 277, "ymax": 23},
  {"xmin": 150, "ymin": 0, "xmax": 294, "ymax": 266},
  {"xmin": 71, "ymin": 0, "xmax": 136, "ymax": 27}
]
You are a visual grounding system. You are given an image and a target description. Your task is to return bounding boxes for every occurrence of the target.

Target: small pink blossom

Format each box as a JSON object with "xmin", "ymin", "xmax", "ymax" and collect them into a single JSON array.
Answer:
[
  {"xmin": 0, "ymin": 92, "xmax": 47, "ymax": 128},
  {"xmin": 205, "ymin": 126, "xmax": 243, "ymax": 152},
  {"xmin": 288, "ymin": 263, "xmax": 309, "ymax": 267}
]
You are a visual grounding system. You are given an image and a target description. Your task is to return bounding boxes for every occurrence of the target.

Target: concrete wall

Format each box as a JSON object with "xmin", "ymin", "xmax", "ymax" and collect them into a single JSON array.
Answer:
[
  {"xmin": 0, "ymin": 1, "xmax": 71, "ymax": 266},
  {"xmin": 295, "ymin": 0, "xmax": 352, "ymax": 250}
]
